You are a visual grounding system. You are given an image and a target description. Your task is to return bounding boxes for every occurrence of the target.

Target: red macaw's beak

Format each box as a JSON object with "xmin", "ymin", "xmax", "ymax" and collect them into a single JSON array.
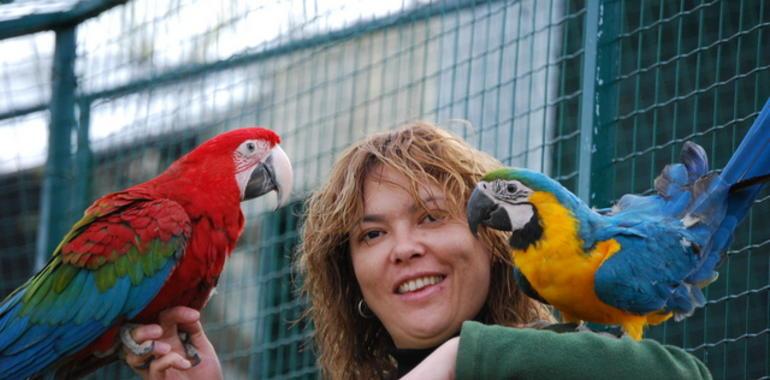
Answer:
[{"xmin": 244, "ymin": 144, "xmax": 293, "ymax": 208}]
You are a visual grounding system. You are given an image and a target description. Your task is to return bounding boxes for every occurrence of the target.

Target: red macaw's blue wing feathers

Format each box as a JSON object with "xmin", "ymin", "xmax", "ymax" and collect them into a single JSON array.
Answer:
[
  {"xmin": 0, "ymin": 193, "xmax": 190, "ymax": 380},
  {"xmin": 595, "ymin": 98, "xmax": 770, "ymax": 320}
]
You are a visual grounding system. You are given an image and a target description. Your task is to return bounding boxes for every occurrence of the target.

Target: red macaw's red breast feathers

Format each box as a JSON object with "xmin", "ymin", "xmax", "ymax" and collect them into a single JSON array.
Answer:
[{"xmin": 0, "ymin": 126, "xmax": 292, "ymax": 379}]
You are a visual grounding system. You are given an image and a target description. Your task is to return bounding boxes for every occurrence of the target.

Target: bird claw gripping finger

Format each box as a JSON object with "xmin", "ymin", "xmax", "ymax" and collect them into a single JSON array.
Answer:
[
  {"xmin": 179, "ymin": 331, "xmax": 201, "ymax": 367},
  {"xmin": 120, "ymin": 324, "xmax": 155, "ymax": 356}
]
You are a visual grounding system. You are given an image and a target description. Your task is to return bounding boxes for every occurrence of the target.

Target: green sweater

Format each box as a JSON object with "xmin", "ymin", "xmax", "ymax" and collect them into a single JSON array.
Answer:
[{"xmin": 456, "ymin": 321, "xmax": 711, "ymax": 380}]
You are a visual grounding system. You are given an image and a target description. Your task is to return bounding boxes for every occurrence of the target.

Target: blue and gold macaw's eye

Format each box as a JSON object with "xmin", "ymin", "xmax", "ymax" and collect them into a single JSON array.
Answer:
[{"xmin": 492, "ymin": 179, "xmax": 531, "ymax": 202}]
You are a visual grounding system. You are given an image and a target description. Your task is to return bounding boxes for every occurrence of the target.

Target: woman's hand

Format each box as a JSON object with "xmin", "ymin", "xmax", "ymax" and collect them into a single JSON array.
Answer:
[
  {"xmin": 123, "ymin": 306, "xmax": 223, "ymax": 380},
  {"xmin": 400, "ymin": 337, "xmax": 460, "ymax": 380}
]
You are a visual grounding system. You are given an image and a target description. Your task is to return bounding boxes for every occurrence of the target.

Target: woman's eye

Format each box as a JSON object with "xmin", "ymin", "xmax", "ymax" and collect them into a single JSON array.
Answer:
[
  {"xmin": 362, "ymin": 230, "xmax": 383, "ymax": 241},
  {"xmin": 421, "ymin": 213, "xmax": 443, "ymax": 224}
]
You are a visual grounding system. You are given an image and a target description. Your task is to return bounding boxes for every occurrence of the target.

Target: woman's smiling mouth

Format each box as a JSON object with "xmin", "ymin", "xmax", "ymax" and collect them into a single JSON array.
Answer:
[{"xmin": 396, "ymin": 275, "xmax": 446, "ymax": 294}]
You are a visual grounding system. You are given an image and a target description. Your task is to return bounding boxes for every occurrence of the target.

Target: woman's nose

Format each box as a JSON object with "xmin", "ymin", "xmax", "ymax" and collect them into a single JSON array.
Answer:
[{"xmin": 390, "ymin": 229, "xmax": 425, "ymax": 263}]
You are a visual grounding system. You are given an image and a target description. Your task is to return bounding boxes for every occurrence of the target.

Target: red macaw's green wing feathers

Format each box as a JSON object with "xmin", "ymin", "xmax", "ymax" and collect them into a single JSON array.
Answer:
[{"xmin": 0, "ymin": 193, "xmax": 191, "ymax": 380}]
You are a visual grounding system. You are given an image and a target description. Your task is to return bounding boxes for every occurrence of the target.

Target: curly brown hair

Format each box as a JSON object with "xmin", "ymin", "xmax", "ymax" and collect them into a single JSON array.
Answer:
[{"xmin": 296, "ymin": 121, "xmax": 552, "ymax": 379}]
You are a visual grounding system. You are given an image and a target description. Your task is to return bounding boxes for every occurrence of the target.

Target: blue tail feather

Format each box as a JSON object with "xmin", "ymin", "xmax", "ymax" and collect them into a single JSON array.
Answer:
[
  {"xmin": 686, "ymin": 98, "xmax": 770, "ymax": 287},
  {"xmin": 716, "ymin": 100, "xmax": 770, "ymax": 239},
  {"xmin": 681, "ymin": 141, "xmax": 709, "ymax": 180},
  {"xmin": 721, "ymin": 100, "xmax": 770, "ymax": 186},
  {"xmin": 718, "ymin": 100, "xmax": 770, "ymax": 231}
]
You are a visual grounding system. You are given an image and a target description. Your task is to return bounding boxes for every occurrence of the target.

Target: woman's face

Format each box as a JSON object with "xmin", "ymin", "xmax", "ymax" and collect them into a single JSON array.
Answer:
[{"xmin": 349, "ymin": 165, "xmax": 492, "ymax": 349}]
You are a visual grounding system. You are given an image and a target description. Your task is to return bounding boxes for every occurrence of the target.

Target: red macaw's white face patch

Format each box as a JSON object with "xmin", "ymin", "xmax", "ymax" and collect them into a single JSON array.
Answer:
[
  {"xmin": 233, "ymin": 139, "xmax": 271, "ymax": 174},
  {"xmin": 232, "ymin": 139, "xmax": 293, "ymax": 205},
  {"xmin": 349, "ymin": 165, "xmax": 492, "ymax": 349}
]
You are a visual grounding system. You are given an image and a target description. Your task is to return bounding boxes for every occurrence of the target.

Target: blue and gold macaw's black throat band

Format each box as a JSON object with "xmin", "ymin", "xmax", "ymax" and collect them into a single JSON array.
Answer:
[{"xmin": 508, "ymin": 208, "xmax": 543, "ymax": 250}]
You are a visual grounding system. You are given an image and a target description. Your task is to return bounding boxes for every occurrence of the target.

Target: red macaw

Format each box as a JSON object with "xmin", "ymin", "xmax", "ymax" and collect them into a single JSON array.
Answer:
[{"xmin": 0, "ymin": 127, "xmax": 292, "ymax": 379}]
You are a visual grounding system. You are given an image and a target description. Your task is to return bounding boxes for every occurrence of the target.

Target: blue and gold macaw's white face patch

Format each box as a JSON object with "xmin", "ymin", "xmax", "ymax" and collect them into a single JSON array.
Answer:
[{"xmin": 487, "ymin": 179, "xmax": 535, "ymax": 228}]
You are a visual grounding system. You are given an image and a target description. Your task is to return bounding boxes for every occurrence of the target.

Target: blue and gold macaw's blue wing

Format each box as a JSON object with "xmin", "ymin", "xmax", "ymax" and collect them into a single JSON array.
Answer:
[{"xmin": 595, "ymin": 98, "xmax": 770, "ymax": 319}]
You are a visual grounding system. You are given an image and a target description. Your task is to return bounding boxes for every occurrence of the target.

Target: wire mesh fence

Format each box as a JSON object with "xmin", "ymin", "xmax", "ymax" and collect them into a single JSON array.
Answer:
[
  {"xmin": 0, "ymin": 0, "xmax": 768, "ymax": 379},
  {"xmin": 598, "ymin": 2, "xmax": 770, "ymax": 379}
]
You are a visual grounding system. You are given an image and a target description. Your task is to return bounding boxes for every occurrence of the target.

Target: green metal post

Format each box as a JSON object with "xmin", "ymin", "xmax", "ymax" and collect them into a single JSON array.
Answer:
[
  {"xmin": 590, "ymin": 0, "xmax": 620, "ymax": 208},
  {"xmin": 35, "ymin": 25, "xmax": 77, "ymax": 270},
  {"xmin": 576, "ymin": 0, "xmax": 600, "ymax": 203},
  {"xmin": 577, "ymin": 0, "xmax": 620, "ymax": 207},
  {"xmin": 74, "ymin": 98, "xmax": 93, "ymax": 215}
]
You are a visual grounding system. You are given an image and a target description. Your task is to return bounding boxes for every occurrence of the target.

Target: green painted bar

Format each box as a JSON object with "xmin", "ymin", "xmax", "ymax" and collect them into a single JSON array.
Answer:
[
  {"xmin": 576, "ymin": 0, "xmax": 600, "ymax": 203},
  {"xmin": 34, "ymin": 25, "xmax": 77, "ymax": 271}
]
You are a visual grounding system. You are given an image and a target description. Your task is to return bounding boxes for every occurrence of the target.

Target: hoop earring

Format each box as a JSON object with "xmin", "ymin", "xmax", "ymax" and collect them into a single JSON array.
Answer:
[{"xmin": 357, "ymin": 299, "xmax": 373, "ymax": 319}]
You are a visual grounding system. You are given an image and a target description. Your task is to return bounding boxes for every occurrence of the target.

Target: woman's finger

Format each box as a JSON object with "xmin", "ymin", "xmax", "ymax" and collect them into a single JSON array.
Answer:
[
  {"xmin": 130, "ymin": 324, "xmax": 164, "ymax": 343},
  {"xmin": 148, "ymin": 351, "xmax": 192, "ymax": 376},
  {"xmin": 158, "ymin": 306, "xmax": 200, "ymax": 334}
]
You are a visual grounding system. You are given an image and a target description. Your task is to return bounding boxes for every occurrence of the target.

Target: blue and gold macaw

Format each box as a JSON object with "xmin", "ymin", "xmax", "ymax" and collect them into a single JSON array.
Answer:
[{"xmin": 467, "ymin": 99, "xmax": 770, "ymax": 340}]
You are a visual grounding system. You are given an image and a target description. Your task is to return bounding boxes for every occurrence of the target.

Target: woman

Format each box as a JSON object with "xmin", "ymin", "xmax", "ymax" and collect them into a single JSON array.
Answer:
[{"xmin": 127, "ymin": 122, "xmax": 710, "ymax": 379}]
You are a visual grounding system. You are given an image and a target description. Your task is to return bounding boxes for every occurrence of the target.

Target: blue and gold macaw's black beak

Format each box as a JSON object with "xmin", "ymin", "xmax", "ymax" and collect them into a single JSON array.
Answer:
[{"xmin": 467, "ymin": 182, "xmax": 512, "ymax": 236}]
